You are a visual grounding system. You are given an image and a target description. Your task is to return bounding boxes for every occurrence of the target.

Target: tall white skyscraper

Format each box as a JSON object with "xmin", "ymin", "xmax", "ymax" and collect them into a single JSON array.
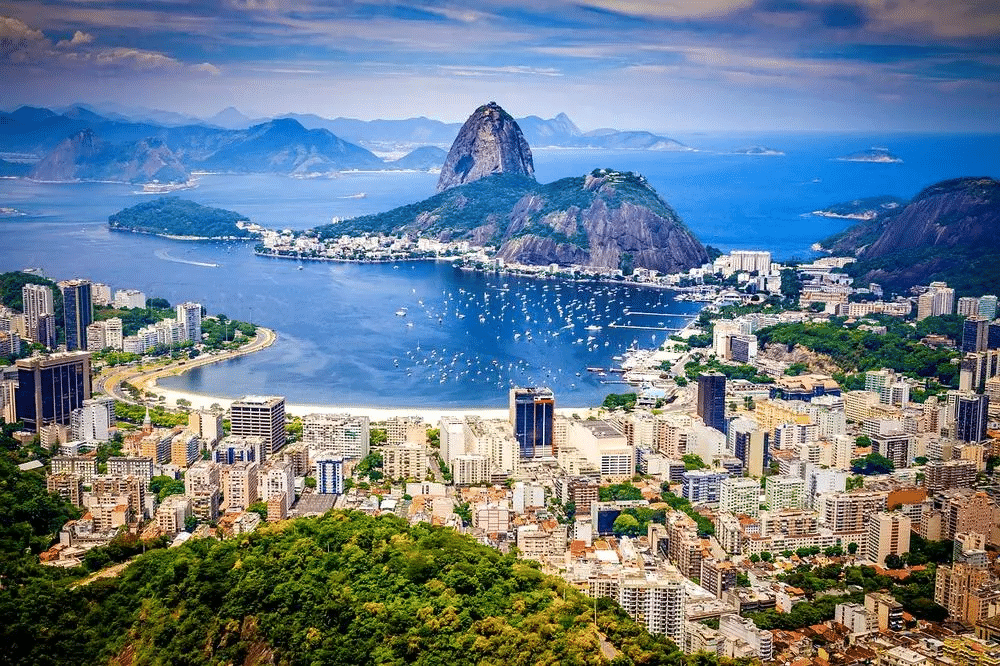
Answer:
[
  {"xmin": 175, "ymin": 302, "xmax": 203, "ymax": 342},
  {"xmin": 22, "ymin": 283, "xmax": 54, "ymax": 346}
]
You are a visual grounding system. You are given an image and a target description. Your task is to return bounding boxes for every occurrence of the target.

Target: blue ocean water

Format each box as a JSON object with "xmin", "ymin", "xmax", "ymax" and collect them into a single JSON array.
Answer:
[{"xmin": 1, "ymin": 132, "xmax": 997, "ymax": 408}]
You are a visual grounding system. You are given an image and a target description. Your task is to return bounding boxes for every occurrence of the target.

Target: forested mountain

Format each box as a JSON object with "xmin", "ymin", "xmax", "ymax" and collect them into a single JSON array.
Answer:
[
  {"xmin": 0, "ymin": 508, "xmax": 747, "ymax": 666},
  {"xmin": 819, "ymin": 177, "xmax": 1000, "ymax": 296}
]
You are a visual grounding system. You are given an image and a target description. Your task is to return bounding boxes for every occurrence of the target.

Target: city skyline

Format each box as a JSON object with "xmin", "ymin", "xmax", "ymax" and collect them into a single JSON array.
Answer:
[{"xmin": 2, "ymin": 0, "xmax": 998, "ymax": 132}]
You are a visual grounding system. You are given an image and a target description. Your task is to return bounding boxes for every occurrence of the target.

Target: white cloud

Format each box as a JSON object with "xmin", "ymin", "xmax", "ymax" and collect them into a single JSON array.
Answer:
[
  {"xmin": 575, "ymin": 0, "xmax": 755, "ymax": 19},
  {"xmin": 56, "ymin": 30, "xmax": 94, "ymax": 47},
  {"xmin": 192, "ymin": 62, "xmax": 221, "ymax": 75},
  {"xmin": 438, "ymin": 64, "xmax": 561, "ymax": 77}
]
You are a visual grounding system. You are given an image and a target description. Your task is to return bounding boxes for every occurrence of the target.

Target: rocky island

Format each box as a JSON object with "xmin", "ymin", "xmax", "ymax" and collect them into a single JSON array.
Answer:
[
  {"xmin": 834, "ymin": 147, "xmax": 903, "ymax": 163},
  {"xmin": 810, "ymin": 195, "xmax": 904, "ymax": 221},
  {"xmin": 259, "ymin": 102, "xmax": 708, "ymax": 275},
  {"xmin": 732, "ymin": 146, "xmax": 784, "ymax": 156},
  {"xmin": 109, "ymin": 196, "xmax": 260, "ymax": 240}
]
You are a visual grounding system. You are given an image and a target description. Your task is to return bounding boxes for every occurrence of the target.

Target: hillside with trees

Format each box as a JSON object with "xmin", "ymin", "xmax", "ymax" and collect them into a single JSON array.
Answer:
[{"xmin": 0, "ymin": 509, "xmax": 750, "ymax": 666}]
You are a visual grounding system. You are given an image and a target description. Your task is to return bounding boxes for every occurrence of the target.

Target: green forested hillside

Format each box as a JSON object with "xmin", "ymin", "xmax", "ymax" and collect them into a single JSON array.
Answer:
[{"xmin": 0, "ymin": 510, "xmax": 747, "ymax": 666}]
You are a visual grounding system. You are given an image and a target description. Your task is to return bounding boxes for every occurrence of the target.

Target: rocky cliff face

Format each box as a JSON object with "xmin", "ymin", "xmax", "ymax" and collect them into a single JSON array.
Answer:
[
  {"xmin": 860, "ymin": 177, "xmax": 1000, "ymax": 259},
  {"xmin": 496, "ymin": 170, "xmax": 708, "ymax": 273},
  {"xmin": 436, "ymin": 102, "xmax": 534, "ymax": 192},
  {"xmin": 29, "ymin": 130, "xmax": 188, "ymax": 183},
  {"xmin": 819, "ymin": 177, "xmax": 1000, "ymax": 295}
]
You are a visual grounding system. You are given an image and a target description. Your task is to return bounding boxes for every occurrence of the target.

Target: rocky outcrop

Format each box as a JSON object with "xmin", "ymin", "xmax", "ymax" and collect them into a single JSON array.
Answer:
[
  {"xmin": 820, "ymin": 177, "xmax": 1000, "ymax": 295},
  {"xmin": 436, "ymin": 102, "xmax": 534, "ymax": 192},
  {"xmin": 860, "ymin": 177, "xmax": 1000, "ymax": 259},
  {"xmin": 496, "ymin": 170, "xmax": 708, "ymax": 274},
  {"xmin": 758, "ymin": 343, "xmax": 842, "ymax": 375}
]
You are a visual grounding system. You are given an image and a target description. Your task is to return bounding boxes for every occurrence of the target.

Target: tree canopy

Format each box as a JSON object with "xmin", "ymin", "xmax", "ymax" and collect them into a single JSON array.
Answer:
[{"xmin": 0, "ymin": 511, "xmax": 748, "ymax": 666}]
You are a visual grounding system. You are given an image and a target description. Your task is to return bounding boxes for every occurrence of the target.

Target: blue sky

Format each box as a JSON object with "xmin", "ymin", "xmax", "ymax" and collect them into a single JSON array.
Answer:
[{"xmin": 2, "ymin": 0, "xmax": 998, "ymax": 131}]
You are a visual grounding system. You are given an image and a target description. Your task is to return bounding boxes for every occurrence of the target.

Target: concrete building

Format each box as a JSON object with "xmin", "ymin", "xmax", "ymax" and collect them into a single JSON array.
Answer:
[
  {"xmin": 259, "ymin": 459, "xmax": 295, "ymax": 515},
  {"xmin": 935, "ymin": 561, "xmax": 993, "ymax": 624},
  {"xmin": 226, "ymin": 461, "xmax": 259, "ymax": 512},
  {"xmin": 314, "ymin": 456, "xmax": 344, "ymax": 494},
  {"xmin": 719, "ymin": 613, "xmax": 773, "ymax": 661},
  {"xmin": 567, "ymin": 419, "xmax": 632, "ymax": 482},
  {"xmin": 86, "ymin": 318, "xmax": 123, "ymax": 351},
  {"xmin": 765, "ymin": 475, "xmax": 805, "ymax": 511},
  {"xmin": 14, "ymin": 352, "xmax": 92, "ymax": 433},
  {"xmin": 185, "ymin": 460, "xmax": 221, "ymax": 495},
  {"xmin": 925, "ymin": 459, "xmax": 977, "ymax": 493},
  {"xmin": 214, "ymin": 435, "xmax": 265, "ymax": 464},
  {"xmin": 50, "ymin": 455, "xmax": 97, "ymax": 483},
  {"xmin": 188, "ymin": 411, "xmax": 223, "ymax": 447},
  {"xmin": 916, "ymin": 282, "xmax": 955, "ymax": 321},
  {"xmin": 835, "ymin": 602, "xmax": 872, "ymax": 636},
  {"xmin": 70, "ymin": 396, "xmax": 114, "ymax": 443},
  {"xmin": 384, "ymin": 416, "xmax": 425, "ymax": 446},
  {"xmin": 682, "ymin": 470, "xmax": 727, "ymax": 504},
  {"xmin": 719, "ymin": 476, "xmax": 760, "ymax": 518},
  {"xmin": 175, "ymin": 302, "xmax": 202, "ymax": 342},
  {"xmin": 113, "ymin": 289, "xmax": 145, "ymax": 309},
  {"xmin": 92, "ymin": 475, "xmax": 147, "ymax": 520},
  {"xmin": 302, "ymin": 413, "xmax": 369, "ymax": 460},
  {"xmin": 383, "ymin": 443, "xmax": 428, "ymax": 481},
  {"xmin": 865, "ymin": 592, "xmax": 904, "ymax": 632},
  {"xmin": 230, "ymin": 396, "xmax": 286, "ymax": 457},
  {"xmin": 46, "ymin": 472, "xmax": 83, "ymax": 507},
  {"xmin": 618, "ymin": 571, "xmax": 686, "ymax": 646},
  {"xmin": 728, "ymin": 417, "xmax": 768, "ymax": 477},
  {"xmin": 107, "ymin": 456, "xmax": 154, "ymax": 480},
  {"xmin": 866, "ymin": 512, "xmax": 911, "ymax": 567},
  {"xmin": 452, "ymin": 453, "xmax": 489, "ymax": 485},
  {"xmin": 170, "ymin": 431, "xmax": 200, "ymax": 467},
  {"xmin": 821, "ymin": 491, "xmax": 888, "ymax": 534},
  {"xmin": 878, "ymin": 646, "xmax": 929, "ymax": 666},
  {"xmin": 22, "ymin": 283, "xmax": 54, "ymax": 346},
  {"xmin": 700, "ymin": 558, "xmax": 738, "ymax": 599},
  {"xmin": 155, "ymin": 495, "xmax": 191, "ymax": 536}
]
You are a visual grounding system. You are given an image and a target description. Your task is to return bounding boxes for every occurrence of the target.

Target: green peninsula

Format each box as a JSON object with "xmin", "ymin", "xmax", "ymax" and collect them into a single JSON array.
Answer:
[{"xmin": 108, "ymin": 196, "xmax": 257, "ymax": 240}]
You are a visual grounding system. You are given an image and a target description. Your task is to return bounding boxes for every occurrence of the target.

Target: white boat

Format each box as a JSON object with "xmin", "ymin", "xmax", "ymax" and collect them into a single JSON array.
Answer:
[{"xmin": 396, "ymin": 308, "xmax": 407, "ymax": 316}]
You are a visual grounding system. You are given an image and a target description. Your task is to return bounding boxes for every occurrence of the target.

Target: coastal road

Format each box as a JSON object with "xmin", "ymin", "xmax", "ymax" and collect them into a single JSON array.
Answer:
[{"xmin": 96, "ymin": 327, "xmax": 276, "ymax": 406}]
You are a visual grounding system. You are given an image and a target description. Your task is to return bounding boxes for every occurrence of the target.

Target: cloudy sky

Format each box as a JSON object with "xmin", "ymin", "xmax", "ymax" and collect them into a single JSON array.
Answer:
[{"xmin": 2, "ymin": 0, "xmax": 998, "ymax": 131}]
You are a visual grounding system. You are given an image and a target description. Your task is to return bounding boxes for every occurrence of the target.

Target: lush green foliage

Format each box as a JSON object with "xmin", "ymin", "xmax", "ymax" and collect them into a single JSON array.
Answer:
[
  {"xmin": 757, "ymin": 318, "xmax": 959, "ymax": 385},
  {"xmin": 108, "ymin": 197, "xmax": 255, "ymax": 238},
  {"xmin": 599, "ymin": 483, "xmax": 644, "ymax": 502},
  {"xmin": 0, "ymin": 511, "xmax": 744, "ymax": 666},
  {"xmin": 0, "ymin": 455, "xmax": 80, "ymax": 555},
  {"xmin": 95, "ymin": 304, "xmax": 173, "ymax": 336},
  {"xmin": 682, "ymin": 454, "xmax": 707, "ymax": 471},
  {"xmin": 851, "ymin": 452, "xmax": 895, "ymax": 475},
  {"xmin": 603, "ymin": 393, "xmax": 638, "ymax": 411},
  {"xmin": 114, "ymin": 402, "xmax": 189, "ymax": 428},
  {"xmin": 149, "ymin": 475, "xmax": 185, "ymax": 502},
  {"xmin": 681, "ymin": 358, "xmax": 773, "ymax": 383},
  {"xmin": 659, "ymin": 487, "xmax": 714, "ymax": 536}
]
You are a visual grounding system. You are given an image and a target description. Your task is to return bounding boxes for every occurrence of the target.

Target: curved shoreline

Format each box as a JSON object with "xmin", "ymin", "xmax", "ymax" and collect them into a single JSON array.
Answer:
[{"xmin": 105, "ymin": 326, "xmax": 277, "ymax": 405}]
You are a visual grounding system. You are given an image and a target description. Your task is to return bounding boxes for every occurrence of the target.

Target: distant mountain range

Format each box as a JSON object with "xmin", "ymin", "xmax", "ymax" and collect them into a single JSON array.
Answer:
[
  {"xmin": 818, "ymin": 177, "xmax": 1000, "ymax": 296},
  {"xmin": 0, "ymin": 104, "xmax": 691, "ymax": 184}
]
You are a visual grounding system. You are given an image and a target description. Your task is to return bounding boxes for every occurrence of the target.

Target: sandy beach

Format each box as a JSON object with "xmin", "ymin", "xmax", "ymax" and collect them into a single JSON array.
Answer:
[{"xmin": 131, "ymin": 327, "xmax": 600, "ymax": 422}]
